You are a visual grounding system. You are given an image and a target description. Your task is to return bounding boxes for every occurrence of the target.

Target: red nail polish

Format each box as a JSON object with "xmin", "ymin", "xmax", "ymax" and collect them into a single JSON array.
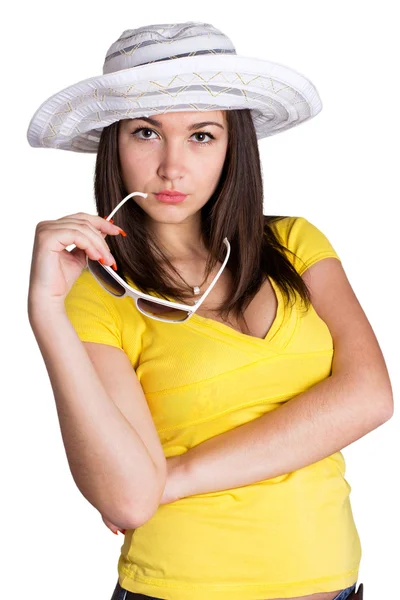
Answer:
[{"xmin": 112, "ymin": 262, "xmax": 118, "ymax": 271}]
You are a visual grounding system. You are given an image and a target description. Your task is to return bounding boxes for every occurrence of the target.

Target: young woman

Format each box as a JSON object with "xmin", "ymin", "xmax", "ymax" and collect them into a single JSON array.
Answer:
[{"xmin": 27, "ymin": 21, "xmax": 391, "ymax": 600}]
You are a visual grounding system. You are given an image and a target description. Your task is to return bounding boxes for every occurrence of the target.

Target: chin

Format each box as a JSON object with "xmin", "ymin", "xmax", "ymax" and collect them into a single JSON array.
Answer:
[
  {"xmin": 154, "ymin": 215, "xmax": 194, "ymax": 225},
  {"xmin": 147, "ymin": 206, "xmax": 197, "ymax": 221}
]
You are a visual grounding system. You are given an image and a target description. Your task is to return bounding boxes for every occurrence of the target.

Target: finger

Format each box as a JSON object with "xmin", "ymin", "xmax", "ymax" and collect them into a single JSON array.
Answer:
[
  {"xmin": 51, "ymin": 218, "xmax": 104, "ymax": 243},
  {"xmin": 101, "ymin": 515, "xmax": 126, "ymax": 535},
  {"xmin": 58, "ymin": 215, "xmax": 124, "ymax": 240},
  {"xmin": 37, "ymin": 223, "xmax": 116, "ymax": 264},
  {"xmin": 41, "ymin": 221, "xmax": 117, "ymax": 263}
]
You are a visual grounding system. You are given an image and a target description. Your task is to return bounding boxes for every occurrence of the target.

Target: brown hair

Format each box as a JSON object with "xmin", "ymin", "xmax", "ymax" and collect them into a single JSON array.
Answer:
[{"xmin": 94, "ymin": 109, "xmax": 311, "ymax": 332}]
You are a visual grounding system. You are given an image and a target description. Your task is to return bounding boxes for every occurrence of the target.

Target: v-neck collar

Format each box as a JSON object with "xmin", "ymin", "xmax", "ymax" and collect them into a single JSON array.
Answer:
[{"xmin": 183, "ymin": 276, "xmax": 297, "ymax": 350}]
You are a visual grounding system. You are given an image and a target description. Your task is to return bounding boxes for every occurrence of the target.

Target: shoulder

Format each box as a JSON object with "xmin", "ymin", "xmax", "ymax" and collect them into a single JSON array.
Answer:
[
  {"xmin": 66, "ymin": 268, "xmax": 119, "ymax": 312},
  {"xmin": 267, "ymin": 215, "xmax": 341, "ymax": 276},
  {"xmin": 64, "ymin": 268, "xmax": 123, "ymax": 335},
  {"xmin": 268, "ymin": 215, "xmax": 329, "ymax": 245},
  {"xmin": 64, "ymin": 268, "xmax": 147, "ymax": 366}
]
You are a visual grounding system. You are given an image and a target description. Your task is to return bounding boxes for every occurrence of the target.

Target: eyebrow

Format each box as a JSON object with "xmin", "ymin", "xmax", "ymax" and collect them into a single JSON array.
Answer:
[{"xmin": 128, "ymin": 116, "xmax": 225, "ymax": 131}]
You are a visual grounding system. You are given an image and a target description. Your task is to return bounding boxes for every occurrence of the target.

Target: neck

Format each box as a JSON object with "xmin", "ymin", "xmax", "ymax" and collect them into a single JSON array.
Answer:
[{"xmin": 146, "ymin": 216, "xmax": 208, "ymax": 262}]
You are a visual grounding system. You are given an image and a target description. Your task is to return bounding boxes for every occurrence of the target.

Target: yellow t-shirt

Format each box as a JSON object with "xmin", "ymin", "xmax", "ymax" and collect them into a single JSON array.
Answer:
[{"xmin": 64, "ymin": 216, "xmax": 361, "ymax": 600}]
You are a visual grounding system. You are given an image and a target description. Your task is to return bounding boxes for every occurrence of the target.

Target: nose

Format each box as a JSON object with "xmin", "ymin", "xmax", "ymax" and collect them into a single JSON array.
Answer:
[{"xmin": 157, "ymin": 139, "xmax": 187, "ymax": 182}]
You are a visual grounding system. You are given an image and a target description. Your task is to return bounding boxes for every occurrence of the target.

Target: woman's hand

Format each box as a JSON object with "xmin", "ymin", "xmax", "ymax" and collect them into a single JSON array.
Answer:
[
  {"xmin": 28, "ymin": 212, "xmax": 123, "ymax": 313},
  {"xmin": 101, "ymin": 514, "xmax": 127, "ymax": 536}
]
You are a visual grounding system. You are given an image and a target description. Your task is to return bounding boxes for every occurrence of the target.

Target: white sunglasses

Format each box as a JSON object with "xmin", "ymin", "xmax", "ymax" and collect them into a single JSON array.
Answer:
[{"xmin": 86, "ymin": 192, "xmax": 231, "ymax": 324}]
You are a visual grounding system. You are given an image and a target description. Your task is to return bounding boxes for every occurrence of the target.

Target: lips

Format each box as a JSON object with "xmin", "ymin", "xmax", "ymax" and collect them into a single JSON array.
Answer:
[
  {"xmin": 157, "ymin": 190, "xmax": 185, "ymax": 195},
  {"xmin": 154, "ymin": 192, "xmax": 187, "ymax": 204}
]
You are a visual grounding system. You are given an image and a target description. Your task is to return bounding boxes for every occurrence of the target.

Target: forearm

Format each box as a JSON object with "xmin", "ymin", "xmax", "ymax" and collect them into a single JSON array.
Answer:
[
  {"xmin": 181, "ymin": 373, "xmax": 391, "ymax": 497},
  {"xmin": 29, "ymin": 305, "xmax": 164, "ymax": 529}
]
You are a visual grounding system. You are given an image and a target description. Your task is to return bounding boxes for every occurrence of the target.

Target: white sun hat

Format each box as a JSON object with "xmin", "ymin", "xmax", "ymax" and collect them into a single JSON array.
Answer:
[{"xmin": 27, "ymin": 21, "xmax": 323, "ymax": 153}]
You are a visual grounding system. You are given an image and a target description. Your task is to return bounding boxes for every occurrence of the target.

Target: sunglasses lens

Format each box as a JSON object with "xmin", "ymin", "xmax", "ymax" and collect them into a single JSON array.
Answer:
[
  {"xmin": 87, "ymin": 258, "xmax": 125, "ymax": 297},
  {"xmin": 137, "ymin": 298, "xmax": 190, "ymax": 322},
  {"xmin": 87, "ymin": 238, "xmax": 229, "ymax": 323}
]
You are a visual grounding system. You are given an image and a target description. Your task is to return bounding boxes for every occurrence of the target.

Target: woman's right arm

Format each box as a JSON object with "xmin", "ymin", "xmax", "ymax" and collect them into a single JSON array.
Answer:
[{"xmin": 28, "ymin": 213, "xmax": 167, "ymax": 530}]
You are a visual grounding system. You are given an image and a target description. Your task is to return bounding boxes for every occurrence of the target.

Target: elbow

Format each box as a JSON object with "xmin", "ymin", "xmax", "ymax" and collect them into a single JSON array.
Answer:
[
  {"xmin": 121, "ymin": 464, "xmax": 167, "ymax": 530},
  {"xmin": 369, "ymin": 388, "xmax": 394, "ymax": 426},
  {"xmin": 342, "ymin": 368, "xmax": 394, "ymax": 424},
  {"xmin": 374, "ymin": 376, "xmax": 394, "ymax": 422},
  {"xmin": 379, "ymin": 393, "xmax": 394, "ymax": 422},
  {"xmin": 126, "ymin": 502, "xmax": 159, "ymax": 530}
]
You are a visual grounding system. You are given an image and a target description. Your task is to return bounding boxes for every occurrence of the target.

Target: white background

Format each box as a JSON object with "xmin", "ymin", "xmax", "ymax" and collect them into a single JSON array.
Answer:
[{"xmin": 2, "ymin": 2, "xmax": 398, "ymax": 599}]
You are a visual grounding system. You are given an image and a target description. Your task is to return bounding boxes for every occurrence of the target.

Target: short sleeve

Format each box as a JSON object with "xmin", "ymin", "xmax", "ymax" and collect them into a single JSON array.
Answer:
[
  {"xmin": 64, "ymin": 268, "xmax": 123, "ymax": 349},
  {"xmin": 273, "ymin": 216, "xmax": 342, "ymax": 276}
]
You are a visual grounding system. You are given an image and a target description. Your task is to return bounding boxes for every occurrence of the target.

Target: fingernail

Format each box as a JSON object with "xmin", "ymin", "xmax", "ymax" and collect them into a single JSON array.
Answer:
[
  {"xmin": 99, "ymin": 258, "xmax": 106, "ymax": 265},
  {"xmin": 120, "ymin": 529, "xmax": 126, "ymax": 534},
  {"xmin": 103, "ymin": 216, "xmax": 114, "ymax": 224},
  {"xmin": 117, "ymin": 228, "xmax": 127, "ymax": 237},
  {"xmin": 112, "ymin": 530, "xmax": 118, "ymax": 535},
  {"xmin": 111, "ymin": 262, "xmax": 118, "ymax": 271}
]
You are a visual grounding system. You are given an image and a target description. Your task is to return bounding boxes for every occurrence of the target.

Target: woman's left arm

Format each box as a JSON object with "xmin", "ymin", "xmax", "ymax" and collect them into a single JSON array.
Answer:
[{"xmin": 173, "ymin": 258, "xmax": 394, "ymax": 498}]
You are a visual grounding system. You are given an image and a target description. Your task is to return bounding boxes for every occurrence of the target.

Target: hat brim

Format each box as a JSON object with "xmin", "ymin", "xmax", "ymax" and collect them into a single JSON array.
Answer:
[{"xmin": 27, "ymin": 54, "xmax": 322, "ymax": 153}]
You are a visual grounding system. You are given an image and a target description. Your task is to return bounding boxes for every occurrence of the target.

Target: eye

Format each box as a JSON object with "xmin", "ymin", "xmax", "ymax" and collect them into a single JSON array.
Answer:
[
  {"xmin": 192, "ymin": 131, "xmax": 215, "ymax": 145},
  {"xmin": 130, "ymin": 127, "xmax": 216, "ymax": 145},
  {"xmin": 131, "ymin": 127, "xmax": 158, "ymax": 141}
]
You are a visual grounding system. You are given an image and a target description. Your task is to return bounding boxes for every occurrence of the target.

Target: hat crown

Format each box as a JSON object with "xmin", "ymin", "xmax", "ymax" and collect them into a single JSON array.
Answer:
[
  {"xmin": 103, "ymin": 21, "xmax": 237, "ymax": 75},
  {"xmin": 27, "ymin": 19, "xmax": 323, "ymax": 152}
]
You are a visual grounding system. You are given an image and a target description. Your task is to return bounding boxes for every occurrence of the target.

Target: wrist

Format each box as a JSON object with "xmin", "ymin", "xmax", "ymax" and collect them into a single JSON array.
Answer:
[
  {"xmin": 175, "ymin": 448, "xmax": 213, "ymax": 498},
  {"xmin": 172, "ymin": 453, "xmax": 193, "ymax": 499},
  {"xmin": 160, "ymin": 454, "xmax": 193, "ymax": 504},
  {"xmin": 28, "ymin": 296, "xmax": 68, "ymax": 330}
]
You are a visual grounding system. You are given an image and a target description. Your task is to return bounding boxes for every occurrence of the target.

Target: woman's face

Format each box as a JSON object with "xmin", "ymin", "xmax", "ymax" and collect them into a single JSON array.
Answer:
[{"xmin": 118, "ymin": 110, "xmax": 229, "ymax": 227}]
